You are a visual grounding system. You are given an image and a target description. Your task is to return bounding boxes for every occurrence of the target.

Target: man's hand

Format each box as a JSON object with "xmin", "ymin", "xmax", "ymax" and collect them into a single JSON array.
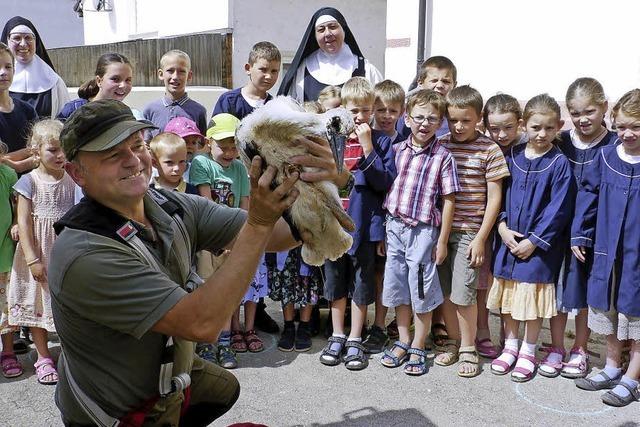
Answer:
[
  {"xmin": 498, "ymin": 222, "xmax": 523, "ymax": 251},
  {"xmin": 10, "ymin": 224, "xmax": 19, "ymax": 241},
  {"xmin": 466, "ymin": 237, "xmax": 485, "ymax": 267},
  {"xmin": 247, "ymin": 156, "xmax": 299, "ymax": 228},
  {"xmin": 511, "ymin": 238, "xmax": 536, "ymax": 260},
  {"xmin": 376, "ymin": 240, "xmax": 386, "ymax": 257},
  {"xmin": 571, "ymin": 245, "xmax": 587, "ymax": 263},
  {"xmin": 288, "ymin": 136, "xmax": 340, "ymax": 183}
]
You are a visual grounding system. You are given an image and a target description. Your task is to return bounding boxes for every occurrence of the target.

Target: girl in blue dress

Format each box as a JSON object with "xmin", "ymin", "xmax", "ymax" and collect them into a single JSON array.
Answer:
[
  {"xmin": 545, "ymin": 78, "xmax": 617, "ymax": 379},
  {"xmin": 572, "ymin": 89, "xmax": 640, "ymax": 407},
  {"xmin": 487, "ymin": 94, "xmax": 575, "ymax": 382}
]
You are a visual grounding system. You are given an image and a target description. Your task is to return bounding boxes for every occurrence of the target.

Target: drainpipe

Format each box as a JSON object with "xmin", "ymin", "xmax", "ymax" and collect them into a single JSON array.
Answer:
[{"xmin": 417, "ymin": 0, "xmax": 426, "ymax": 73}]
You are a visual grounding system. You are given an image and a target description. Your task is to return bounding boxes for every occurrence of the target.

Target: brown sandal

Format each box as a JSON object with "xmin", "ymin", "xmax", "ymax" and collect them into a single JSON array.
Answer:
[
  {"xmin": 434, "ymin": 339, "xmax": 460, "ymax": 366},
  {"xmin": 457, "ymin": 345, "xmax": 480, "ymax": 378},
  {"xmin": 244, "ymin": 330, "xmax": 264, "ymax": 353},
  {"xmin": 230, "ymin": 331, "xmax": 247, "ymax": 353}
]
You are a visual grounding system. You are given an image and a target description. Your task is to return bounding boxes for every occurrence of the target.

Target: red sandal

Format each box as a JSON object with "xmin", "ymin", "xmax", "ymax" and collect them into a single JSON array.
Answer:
[
  {"xmin": 230, "ymin": 331, "xmax": 247, "ymax": 353},
  {"xmin": 244, "ymin": 330, "xmax": 264, "ymax": 353},
  {"xmin": 511, "ymin": 353, "xmax": 538, "ymax": 383},
  {"xmin": 1, "ymin": 352, "xmax": 23, "ymax": 378},
  {"xmin": 475, "ymin": 337, "xmax": 500, "ymax": 359}
]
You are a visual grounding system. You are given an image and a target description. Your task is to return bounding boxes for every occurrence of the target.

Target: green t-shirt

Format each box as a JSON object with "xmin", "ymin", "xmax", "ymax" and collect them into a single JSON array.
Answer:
[
  {"xmin": 0, "ymin": 164, "xmax": 17, "ymax": 273},
  {"xmin": 49, "ymin": 190, "xmax": 247, "ymax": 423},
  {"xmin": 189, "ymin": 156, "xmax": 249, "ymax": 208}
]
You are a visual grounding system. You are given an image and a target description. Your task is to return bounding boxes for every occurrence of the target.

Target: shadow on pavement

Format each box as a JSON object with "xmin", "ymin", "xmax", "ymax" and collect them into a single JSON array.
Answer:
[{"xmin": 306, "ymin": 407, "xmax": 434, "ymax": 426}]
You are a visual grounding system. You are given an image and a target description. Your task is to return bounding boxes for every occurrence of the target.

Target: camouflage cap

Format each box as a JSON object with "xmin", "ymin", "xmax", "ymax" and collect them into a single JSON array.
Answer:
[{"xmin": 60, "ymin": 99, "xmax": 156, "ymax": 160}]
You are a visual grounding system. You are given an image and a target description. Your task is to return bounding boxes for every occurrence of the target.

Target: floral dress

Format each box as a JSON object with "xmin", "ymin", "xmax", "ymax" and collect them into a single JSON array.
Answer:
[{"xmin": 267, "ymin": 247, "xmax": 322, "ymax": 308}]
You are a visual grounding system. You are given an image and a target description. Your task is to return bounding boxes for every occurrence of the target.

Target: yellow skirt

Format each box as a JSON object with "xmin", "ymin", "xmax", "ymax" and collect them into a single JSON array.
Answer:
[{"xmin": 487, "ymin": 278, "xmax": 556, "ymax": 321}]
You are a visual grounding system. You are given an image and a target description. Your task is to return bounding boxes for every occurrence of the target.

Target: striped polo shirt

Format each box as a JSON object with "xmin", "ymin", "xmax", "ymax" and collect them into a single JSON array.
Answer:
[{"xmin": 440, "ymin": 132, "xmax": 510, "ymax": 232}]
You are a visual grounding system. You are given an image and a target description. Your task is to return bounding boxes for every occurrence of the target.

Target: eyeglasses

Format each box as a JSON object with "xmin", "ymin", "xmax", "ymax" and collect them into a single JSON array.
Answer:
[
  {"xmin": 409, "ymin": 115, "xmax": 440, "ymax": 126},
  {"xmin": 8, "ymin": 34, "xmax": 35, "ymax": 45}
]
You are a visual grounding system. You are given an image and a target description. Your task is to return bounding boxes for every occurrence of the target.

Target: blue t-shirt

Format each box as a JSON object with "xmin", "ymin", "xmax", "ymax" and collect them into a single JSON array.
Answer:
[
  {"xmin": 212, "ymin": 88, "xmax": 272, "ymax": 120},
  {"xmin": 143, "ymin": 94, "xmax": 208, "ymax": 139},
  {"xmin": 57, "ymin": 98, "xmax": 89, "ymax": 122}
]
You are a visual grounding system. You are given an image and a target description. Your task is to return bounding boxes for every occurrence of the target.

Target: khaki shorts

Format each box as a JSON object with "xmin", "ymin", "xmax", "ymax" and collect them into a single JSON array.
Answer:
[{"xmin": 437, "ymin": 231, "xmax": 479, "ymax": 306}]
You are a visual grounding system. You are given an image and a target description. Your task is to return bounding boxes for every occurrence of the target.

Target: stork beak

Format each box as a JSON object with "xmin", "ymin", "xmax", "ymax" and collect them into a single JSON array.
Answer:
[{"xmin": 329, "ymin": 133, "xmax": 346, "ymax": 174}]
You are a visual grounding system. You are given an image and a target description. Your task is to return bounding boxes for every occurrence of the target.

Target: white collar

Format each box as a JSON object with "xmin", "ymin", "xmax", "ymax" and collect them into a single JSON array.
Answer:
[
  {"xmin": 10, "ymin": 54, "xmax": 59, "ymax": 94},
  {"xmin": 305, "ymin": 44, "xmax": 357, "ymax": 85}
]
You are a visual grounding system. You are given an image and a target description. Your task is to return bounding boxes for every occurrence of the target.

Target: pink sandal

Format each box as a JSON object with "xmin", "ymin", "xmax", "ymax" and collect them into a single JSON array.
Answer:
[
  {"xmin": 491, "ymin": 347, "xmax": 518, "ymax": 375},
  {"xmin": 475, "ymin": 338, "xmax": 500, "ymax": 359},
  {"xmin": 538, "ymin": 347, "xmax": 565, "ymax": 378},
  {"xmin": 1, "ymin": 352, "xmax": 23, "ymax": 378},
  {"xmin": 511, "ymin": 353, "xmax": 538, "ymax": 383},
  {"xmin": 561, "ymin": 347, "xmax": 589, "ymax": 379},
  {"xmin": 34, "ymin": 357, "xmax": 58, "ymax": 385}
]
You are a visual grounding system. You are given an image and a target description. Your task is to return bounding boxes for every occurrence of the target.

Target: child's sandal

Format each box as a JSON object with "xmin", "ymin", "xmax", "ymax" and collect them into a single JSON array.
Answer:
[
  {"xmin": 343, "ymin": 340, "xmax": 369, "ymax": 371},
  {"xmin": 1, "ymin": 352, "xmax": 23, "ymax": 378},
  {"xmin": 601, "ymin": 382, "xmax": 640, "ymax": 407},
  {"xmin": 561, "ymin": 347, "xmax": 589, "ymax": 379},
  {"xmin": 34, "ymin": 357, "xmax": 58, "ymax": 385},
  {"xmin": 475, "ymin": 338, "xmax": 499, "ymax": 359},
  {"xmin": 404, "ymin": 348, "xmax": 428, "ymax": 376},
  {"xmin": 457, "ymin": 346, "xmax": 480, "ymax": 378},
  {"xmin": 491, "ymin": 348, "xmax": 518, "ymax": 375},
  {"xmin": 510, "ymin": 353, "xmax": 538, "ymax": 383},
  {"xmin": 380, "ymin": 340, "xmax": 410, "ymax": 368},
  {"xmin": 538, "ymin": 347, "xmax": 566, "ymax": 378},
  {"xmin": 244, "ymin": 330, "xmax": 264, "ymax": 353},
  {"xmin": 319, "ymin": 336, "xmax": 346, "ymax": 366},
  {"xmin": 230, "ymin": 331, "xmax": 247, "ymax": 353},
  {"xmin": 434, "ymin": 339, "xmax": 460, "ymax": 366},
  {"xmin": 430, "ymin": 323, "xmax": 449, "ymax": 350}
]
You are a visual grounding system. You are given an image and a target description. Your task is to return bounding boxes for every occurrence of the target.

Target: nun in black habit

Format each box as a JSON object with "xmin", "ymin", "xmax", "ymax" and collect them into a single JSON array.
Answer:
[
  {"xmin": 1, "ymin": 16, "xmax": 69, "ymax": 118},
  {"xmin": 277, "ymin": 7, "xmax": 382, "ymax": 103}
]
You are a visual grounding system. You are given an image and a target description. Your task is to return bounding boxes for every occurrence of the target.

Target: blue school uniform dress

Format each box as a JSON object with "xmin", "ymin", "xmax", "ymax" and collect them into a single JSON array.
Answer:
[
  {"xmin": 571, "ymin": 144, "xmax": 640, "ymax": 317},
  {"xmin": 212, "ymin": 88, "xmax": 272, "ymax": 120},
  {"xmin": 347, "ymin": 129, "xmax": 397, "ymax": 255},
  {"xmin": 493, "ymin": 144, "xmax": 575, "ymax": 284},
  {"xmin": 557, "ymin": 129, "xmax": 617, "ymax": 309}
]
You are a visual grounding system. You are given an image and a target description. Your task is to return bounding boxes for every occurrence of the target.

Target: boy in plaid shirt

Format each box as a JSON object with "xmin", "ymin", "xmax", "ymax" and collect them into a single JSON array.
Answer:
[{"xmin": 380, "ymin": 89, "xmax": 459, "ymax": 376}]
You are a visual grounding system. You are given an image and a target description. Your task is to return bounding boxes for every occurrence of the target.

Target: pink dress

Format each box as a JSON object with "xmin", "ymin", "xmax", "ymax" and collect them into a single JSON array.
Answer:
[{"xmin": 8, "ymin": 170, "xmax": 75, "ymax": 332}]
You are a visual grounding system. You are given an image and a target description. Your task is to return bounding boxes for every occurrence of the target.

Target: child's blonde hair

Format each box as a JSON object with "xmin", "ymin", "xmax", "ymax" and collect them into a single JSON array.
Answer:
[
  {"xmin": 0, "ymin": 42, "xmax": 14, "ymax": 64},
  {"xmin": 303, "ymin": 101, "xmax": 326, "ymax": 114},
  {"xmin": 341, "ymin": 77, "xmax": 375, "ymax": 106},
  {"xmin": 374, "ymin": 80, "xmax": 405, "ymax": 107},
  {"xmin": 418, "ymin": 55, "xmax": 457, "ymax": 85},
  {"xmin": 611, "ymin": 89, "xmax": 640, "ymax": 122},
  {"xmin": 160, "ymin": 49, "xmax": 191, "ymax": 69},
  {"xmin": 248, "ymin": 41, "xmax": 281, "ymax": 65},
  {"xmin": 483, "ymin": 94, "xmax": 522, "ymax": 128},
  {"xmin": 406, "ymin": 89, "xmax": 446, "ymax": 118},
  {"xmin": 318, "ymin": 85, "xmax": 341, "ymax": 106},
  {"xmin": 446, "ymin": 85, "xmax": 483, "ymax": 116},
  {"xmin": 522, "ymin": 93, "xmax": 561, "ymax": 124},
  {"xmin": 566, "ymin": 77, "xmax": 607, "ymax": 107},
  {"xmin": 29, "ymin": 119, "xmax": 63, "ymax": 153},
  {"xmin": 149, "ymin": 132, "xmax": 187, "ymax": 157}
]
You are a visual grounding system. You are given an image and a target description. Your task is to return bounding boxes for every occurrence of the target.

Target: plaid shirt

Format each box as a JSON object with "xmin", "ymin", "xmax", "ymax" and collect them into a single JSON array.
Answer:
[
  {"xmin": 341, "ymin": 136, "xmax": 365, "ymax": 209},
  {"xmin": 384, "ymin": 137, "xmax": 460, "ymax": 226}
]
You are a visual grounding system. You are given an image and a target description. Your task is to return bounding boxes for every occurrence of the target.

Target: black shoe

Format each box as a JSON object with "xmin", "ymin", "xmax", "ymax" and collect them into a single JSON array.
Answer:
[
  {"xmin": 12, "ymin": 331, "xmax": 29, "ymax": 355},
  {"xmin": 277, "ymin": 324, "xmax": 296, "ymax": 352},
  {"xmin": 362, "ymin": 325, "xmax": 389, "ymax": 354},
  {"xmin": 295, "ymin": 323, "xmax": 312, "ymax": 352},
  {"xmin": 255, "ymin": 303, "xmax": 280, "ymax": 334}
]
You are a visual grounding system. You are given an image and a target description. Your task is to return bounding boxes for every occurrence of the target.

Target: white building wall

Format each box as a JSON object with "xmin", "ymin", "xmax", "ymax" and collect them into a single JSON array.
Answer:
[{"xmin": 384, "ymin": 0, "xmax": 640, "ymax": 104}]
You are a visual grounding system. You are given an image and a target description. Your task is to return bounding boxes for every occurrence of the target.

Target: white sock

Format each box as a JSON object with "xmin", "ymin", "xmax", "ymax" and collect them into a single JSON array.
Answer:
[
  {"xmin": 540, "ymin": 349, "xmax": 564, "ymax": 374},
  {"xmin": 512, "ymin": 342, "xmax": 536, "ymax": 379},
  {"xmin": 563, "ymin": 350, "xmax": 585, "ymax": 375},
  {"xmin": 346, "ymin": 337, "xmax": 362, "ymax": 357},
  {"xmin": 493, "ymin": 338, "xmax": 519, "ymax": 373}
]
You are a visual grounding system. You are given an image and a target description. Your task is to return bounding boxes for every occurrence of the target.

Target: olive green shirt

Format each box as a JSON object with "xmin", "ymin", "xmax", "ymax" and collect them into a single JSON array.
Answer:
[{"xmin": 49, "ymin": 191, "xmax": 246, "ymax": 423}]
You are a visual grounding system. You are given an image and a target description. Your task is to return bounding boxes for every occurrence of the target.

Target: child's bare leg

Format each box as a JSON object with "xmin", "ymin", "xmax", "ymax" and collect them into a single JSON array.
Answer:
[
  {"xmin": 30, "ymin": 327, "xmax": 51, "ymax": 360},
  {"xmin": 299, "ymin": 304, "xmax": 313, "ymax": 322},
  {"xmin": 282, "ymin": 303, "xmax": 295, "ymax": 322},
  {"xmin": 348, "ymin": 301, "xmax": 367, "ymax": 341},
  {"xmin": 625, "ymin": 341, "xmax": 640, "ymax": 380},
  {"xmin": 457, "ymin": 303, "xmax": 478, "ymax": 375},
  {"xmin": 373, "ymin": 266, "xmax": 388, "ymax": 329},
  {"xmin": 243, "ymin": 301, "xmax": 257, "ymax": 331},
  {"xmin": 330, "ymin": 297, "xmax": 347, "ymax": 336},
  {"xmin": 550, "ymin": 312, "xmax": 568, "ymax": 350},
  {"xmin": 1, "ymin": 332, "xmax": 15, "ymax": 354},
  {"xmin": 230, "ymin": 308, "xmax": 241, "ymax": 332},
  {"xmin": 440, "ymin": 299, "xmax": 460, "ymax": 341},
  {"xmin": 574, "ymin": 308, "xmax": 590, "ymax": 350},
  {"xmin": 381, "ymin": 304, "xmax": 411, "ymax": 366},
  {"xmin": 492, "ymin": 314, "xmax": 520, "ymax": 373},
  {"xmin": 604, "ymin": 339, "xmax": 640, "ymax": 402}
]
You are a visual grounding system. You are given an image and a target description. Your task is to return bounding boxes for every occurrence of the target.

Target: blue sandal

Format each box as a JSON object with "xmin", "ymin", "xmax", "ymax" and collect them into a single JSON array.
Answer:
[
  {"xmin": 381, "ymin": 340, "xmax": 410, "ymax": 368},
  {"xmin": 320, "ymin": 336, "xmax": 346, "ymax": 366},
  {"xmin": 404, "ymin": 348, "xmax": 428, "ymax": 376},
  {"xmin": 343, "ymin": 340, "xmax": 369, "ymax": 371}
]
